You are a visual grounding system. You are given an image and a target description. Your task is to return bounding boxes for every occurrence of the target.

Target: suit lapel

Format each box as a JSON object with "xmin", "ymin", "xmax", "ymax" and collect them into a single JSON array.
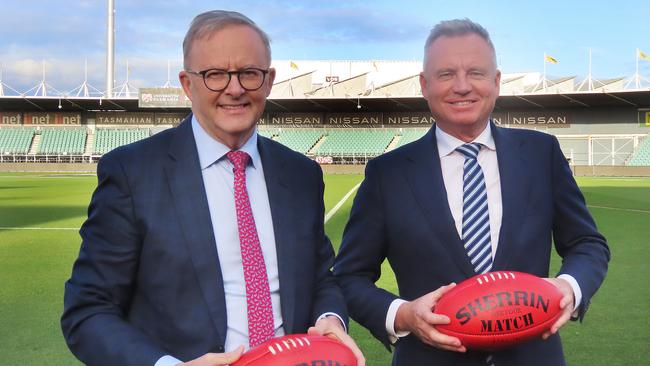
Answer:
[
  {"xmin": 164, "ymin": 117, "xmax": 228, "ymax": 344},
  {"xmin": 491, "ymin": 123, "xmax": 531, "ymax": 269},
  {"xmin": 406, "ymin": 127, "xmax": 476, "ymax": 277},
  {"xmin": 257, "ymin": 137, "xmax": 297, "ymax": 333}
]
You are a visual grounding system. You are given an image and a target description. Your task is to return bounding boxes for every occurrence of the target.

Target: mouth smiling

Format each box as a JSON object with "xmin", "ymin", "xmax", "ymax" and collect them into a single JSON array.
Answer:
[
  {"xmin": 219, "ymin": 102, "xmax": 250, "ymax": 111},
  {"xmin": 448, "ymin": 100, "xmax": 476, "ymax": 107}
]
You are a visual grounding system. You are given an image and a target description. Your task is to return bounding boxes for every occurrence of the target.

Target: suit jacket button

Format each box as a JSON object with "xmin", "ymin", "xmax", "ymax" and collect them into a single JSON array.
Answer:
[{"xmin": 216, "ymin": 345, "xmax": 224, "ymax": 352}]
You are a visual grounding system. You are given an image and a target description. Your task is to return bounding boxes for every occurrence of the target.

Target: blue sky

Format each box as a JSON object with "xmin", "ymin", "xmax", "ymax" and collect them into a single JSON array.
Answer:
[{"xmin": 1, "ymin": 0, "xmax": 649, "ymax": 94}]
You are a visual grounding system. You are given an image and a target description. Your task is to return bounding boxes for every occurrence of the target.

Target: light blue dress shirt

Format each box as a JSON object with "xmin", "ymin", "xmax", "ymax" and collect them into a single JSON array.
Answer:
[{"xmin": 156, "ymin": 117, "xmax": 343, "ymax": 366}]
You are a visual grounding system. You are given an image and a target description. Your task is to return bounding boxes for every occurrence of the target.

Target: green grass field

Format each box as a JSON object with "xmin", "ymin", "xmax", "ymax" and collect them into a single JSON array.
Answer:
[{"xmin": 1, "ymin": 172, "xmax": 649, "ymax": 365}]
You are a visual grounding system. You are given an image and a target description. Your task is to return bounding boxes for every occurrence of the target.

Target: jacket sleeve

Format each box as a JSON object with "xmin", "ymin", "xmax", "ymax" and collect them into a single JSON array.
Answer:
[
  {"xmin": 61, "ymin": 152, "xmax": 166, "ymax": 366},
  {"xmin": 549, "ymin": 136, "xmax": 611, "ymax": 320},
  {"xmin": 334, "ymin": 159, "xmax": 399, "ymax": 348},
  {"xmin": 309, "ymin": 162, "xmax": 349, "ymax": 328}
]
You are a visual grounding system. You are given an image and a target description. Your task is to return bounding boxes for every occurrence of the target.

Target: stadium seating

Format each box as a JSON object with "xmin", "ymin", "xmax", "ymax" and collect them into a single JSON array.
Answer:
[
  {"xmin": 629, "ymin": 135, "xmax": 650, "ymax": 166},
  {"xmin": 393, "ymin": 128, "xmax": 428, "ymax": 149},
  {"xmin": 0, "ymin": 128, "xmax": 35, "ymax": 154},
  {"xmin": 38, "ymin": 128, "xmax": 87, "ymax": 155},
  {"xmin": 275, "ymin": 129, "xmax": 324, "ymax": 154},
  {"xmin": 314, "ymin": 129, "xmax": 394, "ymax": 157},
  {"xmin": 93, "ymin": 128, "xmax": 150, "ymax": 154}
]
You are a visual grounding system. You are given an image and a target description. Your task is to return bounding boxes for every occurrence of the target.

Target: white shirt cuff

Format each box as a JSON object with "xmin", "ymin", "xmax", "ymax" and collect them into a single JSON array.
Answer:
[
  {"xmin": 557, "ymin": 274, "xmax": 582, "ymax": 311},
  {"xmin": 318, "ymin": 312, "xmax": 347, "ymax": 333},
  {"xmin": 155, "ymin": 355, "xmax": 182, "ymax": 366},
  {"xmin": 386, "ymin": 299, "xmax": 410, "ymax": 344}
]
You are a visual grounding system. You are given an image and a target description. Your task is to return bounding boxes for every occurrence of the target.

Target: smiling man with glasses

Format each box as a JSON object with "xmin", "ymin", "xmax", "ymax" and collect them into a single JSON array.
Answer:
[{"xmin": 62, "ymin": 10, "xmax": 364, "ymax": 366}]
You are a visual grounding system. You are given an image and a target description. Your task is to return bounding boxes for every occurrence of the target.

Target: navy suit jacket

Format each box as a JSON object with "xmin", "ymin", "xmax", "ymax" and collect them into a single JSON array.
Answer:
[
  {"xmin": 61, "ymin": 117, "xmax": 346, "ymax": 366},
  {"xmin": 334, "ymin": 123, "xmax": 610, "ymax": 365}
]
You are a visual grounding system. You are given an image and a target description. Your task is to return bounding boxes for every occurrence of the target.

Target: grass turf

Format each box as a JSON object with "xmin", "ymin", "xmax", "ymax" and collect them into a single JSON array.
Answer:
[{"xmin": 0, "ymin": 173, "xmax": 648, "ymax": 365}]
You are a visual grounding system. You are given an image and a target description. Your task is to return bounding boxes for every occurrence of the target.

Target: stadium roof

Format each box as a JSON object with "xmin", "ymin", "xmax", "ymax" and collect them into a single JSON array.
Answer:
[{"xmin": 1, "ymin": 89, "xmax": 650, "ymax": 114}]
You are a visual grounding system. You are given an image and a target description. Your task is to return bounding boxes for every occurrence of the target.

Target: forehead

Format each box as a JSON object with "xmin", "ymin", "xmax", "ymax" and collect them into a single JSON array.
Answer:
[
  {"xmin": 188, "ymin": 24, "xmax": 269, "ymax": 67},
  {"xmin": 425, "ymin": 34, "xmax": 495, "ymax": 69}
]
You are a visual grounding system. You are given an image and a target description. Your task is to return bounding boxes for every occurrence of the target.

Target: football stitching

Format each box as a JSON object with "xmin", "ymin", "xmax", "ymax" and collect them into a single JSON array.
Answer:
[
  {"xmin": 267, "ymin": 336, "xmax": 311, "ymax": 356},
  {"xmin": 476, "ymin": 271, "xmax": 516, "ymax": 285}
]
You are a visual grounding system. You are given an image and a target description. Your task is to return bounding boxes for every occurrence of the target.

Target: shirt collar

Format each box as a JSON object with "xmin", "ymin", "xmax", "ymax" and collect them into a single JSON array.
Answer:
[
  {"xmin": 436, "ymin": 121, "xmax": 496, "ymax": 158},
  {"xmin": 191, "ymin": 114, "xmax": 261, "ymax": 170}
]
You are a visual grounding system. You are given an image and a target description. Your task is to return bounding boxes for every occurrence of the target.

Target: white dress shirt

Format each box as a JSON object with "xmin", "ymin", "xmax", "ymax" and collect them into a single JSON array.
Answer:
[{"xmin": 385, "ymin": 123, "xmax": 581, "ymax": 341}]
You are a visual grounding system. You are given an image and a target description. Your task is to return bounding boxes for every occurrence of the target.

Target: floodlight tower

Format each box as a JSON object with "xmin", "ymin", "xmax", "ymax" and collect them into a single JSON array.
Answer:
[{"xmin": 106, "ymin": 0, "xmax": 115, "ymax": 98}]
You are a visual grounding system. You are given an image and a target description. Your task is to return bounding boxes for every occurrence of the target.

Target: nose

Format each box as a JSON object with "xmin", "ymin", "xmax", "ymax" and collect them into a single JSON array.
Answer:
[
  {"xmin": 452, "ymin": 74, "xmax": 471, "ymax": 95},
  {"xmin": 224, "ymin": 73, "xmax": 245, "ymax": 97}
]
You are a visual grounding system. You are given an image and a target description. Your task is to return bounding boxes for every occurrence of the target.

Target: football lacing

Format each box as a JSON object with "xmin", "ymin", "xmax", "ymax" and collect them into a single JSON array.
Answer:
[
  {"xmin": 476, "ymin": 271, "xmax": 516, "ymax": 285},
  {"xmin": 267, "ymin": 336, "xmax": 311, "ymax": 355}
]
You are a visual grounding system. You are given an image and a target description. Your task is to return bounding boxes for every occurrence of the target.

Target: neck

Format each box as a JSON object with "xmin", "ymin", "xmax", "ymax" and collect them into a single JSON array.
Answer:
[{"xmin": 438, "ymin": 121, "xmax": 489, "ymax": 143}]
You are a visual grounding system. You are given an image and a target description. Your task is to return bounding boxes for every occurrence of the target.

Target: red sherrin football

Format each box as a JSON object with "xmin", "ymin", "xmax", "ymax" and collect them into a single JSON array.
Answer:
[
  {"xmin": 231, "ymin": 334, "xmax": 357, "ymax": 366},
  {"xmin": 434, "ymin": 271, "xmax": 563, "ymax": 350}
]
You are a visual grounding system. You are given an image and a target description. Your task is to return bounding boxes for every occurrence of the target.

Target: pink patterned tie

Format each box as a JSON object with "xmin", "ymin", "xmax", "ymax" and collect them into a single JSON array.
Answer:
[{"xmin": 227, "ymin": 150, "xmax": 274, "ymax": 348}]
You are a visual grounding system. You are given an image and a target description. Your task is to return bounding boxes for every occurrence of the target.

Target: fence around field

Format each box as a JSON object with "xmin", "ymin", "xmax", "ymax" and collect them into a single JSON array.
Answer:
[{"xmin": 1, "ymin": 126, "xmax": 649, "ymax": 168}]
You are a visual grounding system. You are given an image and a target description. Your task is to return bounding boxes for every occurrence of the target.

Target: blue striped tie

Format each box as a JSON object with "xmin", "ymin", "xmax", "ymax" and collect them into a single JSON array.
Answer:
[{"xmin": 457, "ymin": 143, "xmax": 493, "ymax": 274}]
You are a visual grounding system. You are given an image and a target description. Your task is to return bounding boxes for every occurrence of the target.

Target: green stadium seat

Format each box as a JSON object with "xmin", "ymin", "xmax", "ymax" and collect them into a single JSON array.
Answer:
[
  {"xmin": 92, "ymin": 128, "xmax": 150, "ymax": 154},
  {"xmin": 313, "ymin": 129, "xmax": 395, "ymax": 157},
  {"xmin": 629, "ymin": 135, "xmax": 650, "ymax": 166},
  {"xmin": 38, "ymin": 128, "xmax": 87, "ymax": 155},
  {"xmin": 0, "ymin": 128, "xmax": 35, "ymax": 154}
]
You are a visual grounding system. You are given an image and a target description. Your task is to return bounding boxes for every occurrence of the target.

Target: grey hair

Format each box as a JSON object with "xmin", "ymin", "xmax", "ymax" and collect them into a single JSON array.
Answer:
[
  {"xmin": 423, "ymin": 18, "xmax": 496, "ymax": 66},
  {"xmin": 182, "ymin": 10, "xmax": 272, "ymax": 69}
]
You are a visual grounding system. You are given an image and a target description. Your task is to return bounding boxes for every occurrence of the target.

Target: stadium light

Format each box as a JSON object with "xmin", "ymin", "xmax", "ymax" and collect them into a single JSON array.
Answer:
[{"xmin": 58, "ymin": 99, "xmax": 62, "ymax": 109}]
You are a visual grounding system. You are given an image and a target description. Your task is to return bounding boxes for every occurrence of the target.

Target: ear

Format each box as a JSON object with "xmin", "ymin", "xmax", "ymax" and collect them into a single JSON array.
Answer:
[
  {"xmin": 179, "ymin": 70, "xmax": 193, "ymax": 101},
  {"xmin": 419, "ymin": 72, "xmax": 429, "ymax": 99},
  {"xmin": 264, "ymin": 67, "xmax": 276, "ymax": 97},
  {"xmin": 494, "ymin": 69, "xmax": 501, "ymax": 95}
]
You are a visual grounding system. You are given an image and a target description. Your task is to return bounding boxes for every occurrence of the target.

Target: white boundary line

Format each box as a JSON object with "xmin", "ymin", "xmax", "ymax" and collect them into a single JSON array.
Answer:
[
  {"xmin": 587, "ymin": 205, "xmax": 650, "ymax": 214},
  {"xmin": 324, "ymin": 182, "xmax": 361, "ymax": 224}
]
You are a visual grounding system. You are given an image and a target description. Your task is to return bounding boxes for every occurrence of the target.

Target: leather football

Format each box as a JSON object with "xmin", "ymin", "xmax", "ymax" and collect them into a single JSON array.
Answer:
[
  {"xmin": 434, "ymin": 271, "xmax": 564, "ymax": 350},
  {"xmin": 231, "ymin": 334, "xmax": 357, "ymax": 366}
]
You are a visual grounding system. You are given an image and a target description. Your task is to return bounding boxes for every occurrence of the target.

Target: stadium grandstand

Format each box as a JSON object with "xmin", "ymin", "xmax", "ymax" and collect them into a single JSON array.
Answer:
[{"xmin": 1, "ymin": 60, "xmax": 650, "ymax": 174}]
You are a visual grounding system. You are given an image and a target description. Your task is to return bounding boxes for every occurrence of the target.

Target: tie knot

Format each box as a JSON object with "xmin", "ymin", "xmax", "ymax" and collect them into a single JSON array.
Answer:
[
  {"xmin": 227, "ymin": 150, "xmax": 250, "ymax": 172},
  {"xmin": 456, "ymin": 142, "xmax": 482, "ymax": 160}
]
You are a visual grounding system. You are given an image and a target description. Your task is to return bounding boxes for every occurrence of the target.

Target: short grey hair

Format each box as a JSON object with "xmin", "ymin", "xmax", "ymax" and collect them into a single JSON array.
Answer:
[
  {"xmin": 182, "ymin": 10, "xmax": 272, "ymax": 69},
  {"xmin": 423, "ymin": 18, "xmax": 496, "ymax": 65}
]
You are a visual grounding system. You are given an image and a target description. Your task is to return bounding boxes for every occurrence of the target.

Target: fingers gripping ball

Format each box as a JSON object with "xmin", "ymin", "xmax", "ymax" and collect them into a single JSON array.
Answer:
[
  {"xmin": 231, "ymin": 334, "xmax": 357, "ymax": 366},
  {"xmin": 434, "ymin": 271, "xmax": 563, "ymax": 350}
]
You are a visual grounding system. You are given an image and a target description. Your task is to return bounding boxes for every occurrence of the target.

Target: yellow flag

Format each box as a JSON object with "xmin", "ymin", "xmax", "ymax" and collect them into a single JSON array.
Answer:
[
  {"xmin": 290, "ymin": 61, "xmax": 299, "ymax": 70},
  {"xmin": 638, "ymin": 50, "xmax": 650, "ymax": 61},
  {"xmin": 545, "ymin": 55, "xmax": 558, "ymax": 64}
]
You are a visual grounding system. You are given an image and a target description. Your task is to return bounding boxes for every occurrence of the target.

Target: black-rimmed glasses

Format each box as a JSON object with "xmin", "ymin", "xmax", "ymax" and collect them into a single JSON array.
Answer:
[{"xmin": 185, "ymin": 67, "xmax": 269, "ymax": 92}]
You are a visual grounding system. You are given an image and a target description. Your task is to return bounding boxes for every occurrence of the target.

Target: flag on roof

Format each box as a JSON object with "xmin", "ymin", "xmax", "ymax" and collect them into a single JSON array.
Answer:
[{"xmin": 544, "ymin": 55, "xmax": 559, "ymax": 64}]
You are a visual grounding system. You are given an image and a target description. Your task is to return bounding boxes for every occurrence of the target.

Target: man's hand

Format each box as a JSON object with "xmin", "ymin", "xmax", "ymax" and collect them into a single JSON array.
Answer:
[
  {"xmin": 394, "ymin": 283, "xmax": 466, "ymax": 353},
  {"xmin": 542, "ymin": 277, "xmax": 575, "ymax": 340},
  {"xmin": 178, "ymin": 345, "xmax": 244, "ymax": 366},
  {"xmin": 308, "ymin": 316, "xmax": 366, "ymax": 366}
]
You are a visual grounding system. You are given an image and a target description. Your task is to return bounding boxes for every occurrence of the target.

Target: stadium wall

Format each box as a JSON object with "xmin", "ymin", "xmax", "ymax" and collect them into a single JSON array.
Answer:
[{"xmin": 2, "ymin": 163, "xmax": 650, "ymax": 177}]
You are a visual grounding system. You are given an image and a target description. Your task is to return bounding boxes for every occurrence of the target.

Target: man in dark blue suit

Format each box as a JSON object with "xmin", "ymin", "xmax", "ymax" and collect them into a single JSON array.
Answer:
[
  {"xmin": 61, "ymin": 10, "xmax": 363, "ymax": 366},
  {"xmin": 334, "ymin": 19, "xmax": 610, "ymax": 365}
]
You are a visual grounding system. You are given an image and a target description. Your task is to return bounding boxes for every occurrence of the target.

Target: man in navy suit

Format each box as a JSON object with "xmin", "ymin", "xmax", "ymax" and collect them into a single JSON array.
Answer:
[
  {"xmin": 334, "ymin": 19, "xmax": 609, "ymax": 365},
  {"xmin": 61, "ymin": 10, "xmax": 363, "ymax": 366}
]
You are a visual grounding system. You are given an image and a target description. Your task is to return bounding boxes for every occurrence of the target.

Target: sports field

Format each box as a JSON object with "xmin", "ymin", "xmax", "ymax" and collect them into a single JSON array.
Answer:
[{"xmin": 1, "ymin": 172, "xmax": 648, "ymax": 365}]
